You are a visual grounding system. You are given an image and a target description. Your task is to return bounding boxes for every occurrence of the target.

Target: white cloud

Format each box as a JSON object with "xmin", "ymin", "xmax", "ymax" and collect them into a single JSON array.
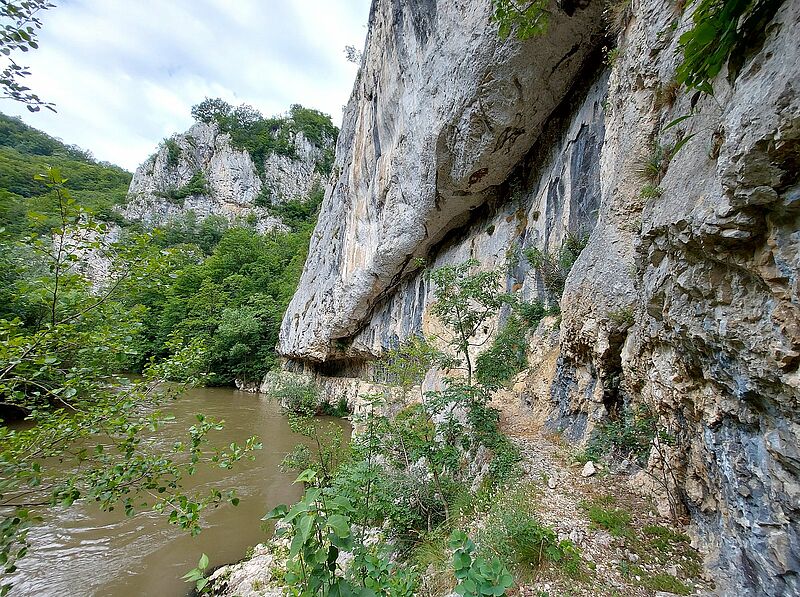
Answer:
[{"xmin": 0, "ymin": 0, "xmax": 371, "ymax": 170}]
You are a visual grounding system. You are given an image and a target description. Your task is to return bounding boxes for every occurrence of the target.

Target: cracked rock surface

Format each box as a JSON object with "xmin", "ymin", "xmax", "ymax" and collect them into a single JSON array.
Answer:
[{"xmin": 277, "ymin": 0, "xmax": 799, "ymax": 593}]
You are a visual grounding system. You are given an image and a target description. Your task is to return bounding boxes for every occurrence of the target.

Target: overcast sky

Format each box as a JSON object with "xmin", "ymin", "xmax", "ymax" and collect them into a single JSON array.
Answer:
[{"xmin": 1, "ymin": 0, "xmax": 372, "ymax": 171}]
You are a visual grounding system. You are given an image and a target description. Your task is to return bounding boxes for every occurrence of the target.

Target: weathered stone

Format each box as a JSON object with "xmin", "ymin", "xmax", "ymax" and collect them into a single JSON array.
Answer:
[
  {"xmin": 121, "ymin": 122, "xmax": 326, "ymax": 232},
  {"xmin": 278, "ymin": 0, "xmax": 606, "ymax": 360},
  {"xmin": 275, "ymin": 0, "xmax": 800, "ymax": 594},
  {"xmin": 581, "ymin": 461, "xmax": 596, "ymax": 477}
]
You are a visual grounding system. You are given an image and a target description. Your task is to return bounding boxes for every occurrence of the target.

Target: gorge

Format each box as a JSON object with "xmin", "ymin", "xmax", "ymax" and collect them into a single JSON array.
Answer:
[
  {"xmin": 0, "ymin": 0, "xmax": 797, "ymax": 596},
  {"xmin": 275, "ymin": 0, "xmax": 799, "ymax": 595}
]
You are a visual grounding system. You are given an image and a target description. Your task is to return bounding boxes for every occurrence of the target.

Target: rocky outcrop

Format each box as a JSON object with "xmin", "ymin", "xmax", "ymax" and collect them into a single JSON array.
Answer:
[
  {"xmin": 122, "ymin": 121, "xmax": 326, "ymax": 232},
  {"xmin": 278, "ymin": 0, "xmax": 606, "ymax": 360},
  {"xmin": 278, "ymin": 0, "xmax": 799, "ymax": 594}
]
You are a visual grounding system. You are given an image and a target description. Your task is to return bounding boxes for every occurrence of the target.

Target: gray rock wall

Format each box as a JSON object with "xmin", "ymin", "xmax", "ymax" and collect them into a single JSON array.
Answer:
[
  {"xmin": 122, "ymin": 122, "xmax": 325, "ymax": 232},
  {"xmin": 277, "ymin": 0, "xmax": 799, "ymax": 593},
  {"xmin": 278, "ymin": 0, "xmax": 606, "ymax": 360}
]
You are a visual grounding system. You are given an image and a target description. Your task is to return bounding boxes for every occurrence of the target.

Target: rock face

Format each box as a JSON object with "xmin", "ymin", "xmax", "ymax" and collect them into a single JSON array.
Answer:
[
  {"xmin": 278, "ymin": 0, "xmax": 606, "ymax": 359},
  {"xmin": 278, "ymin": 0, "xmax": 799, "ymax": 594},
  {"xmin": 122, "ymin": 121, "xmax": 327, "ymax": 232}
]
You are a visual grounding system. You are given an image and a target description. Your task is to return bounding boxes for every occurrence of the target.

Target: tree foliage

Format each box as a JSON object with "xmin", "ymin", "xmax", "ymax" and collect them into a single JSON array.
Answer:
[
  {"xmin": 0, "ymin": 168, "xmax": 260, "ymax": 595},
  {"xmin": 0, "ymin": 0, "xmax": 55, "ymax": 112},
  {"xmin": 114, "ymin": 223, "xmax": 312, "ymax": 384},
  {"xmin": 429, "ymin": 260, "xmax": 512, "ymax": 384},
  {"xmin": 190, "ymin": 98, "xmax": 338, "ymax": 176},
  {"xmin": 256, "ymin": 260, "xmax": 525, "ymax": 596},
  {"xmin": 0, "ymin": 113, "xmax": 131, "ymax": 236},
  {"xmin": 491, "ymin": 0, "xmax": 550, "ymax": 39},
  {"xmin": 676, "ymin": 0, "xmax": 781, "ymax": 94}
]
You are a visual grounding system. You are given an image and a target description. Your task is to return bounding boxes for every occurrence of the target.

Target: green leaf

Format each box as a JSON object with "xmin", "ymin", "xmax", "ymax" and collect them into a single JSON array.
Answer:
[
  {"xmin": 663, "ymin": 113, "xmax": 694, "ymax": 131},
  {"xmin": 691, "ymin": 21, "xmax": 718, "ymax": 45},
  {"xmin": 326, "ymin": 513, "xmax": 350, "ymax": 538},
  {"xmin": 671, "ymin": 133, "xmax": 696, "ymax": 157},
  {"xmin": 297, "ymin": 513, "xmax": 315, "ymax": 542},
  {"xmin": 289, "ymin": 533, "xmax": 304, "ymax": 559},
  {"xmin": 294, "ymin": 468, "xmax": 317, "ymax": 484},
  {"xmin": 181, "ymin": 569, "xmax": 203, "ymax": 582},
  {"xmin": 453, "ymin": 551, "xmax": 471, "ymax": 570},
  {"xmin": 262, "ymin": 503, "xmax": 288, "ymax": 521},
  {"xmin": 198, "ymin": 553, "xmax": 209, "ymax": 570}
]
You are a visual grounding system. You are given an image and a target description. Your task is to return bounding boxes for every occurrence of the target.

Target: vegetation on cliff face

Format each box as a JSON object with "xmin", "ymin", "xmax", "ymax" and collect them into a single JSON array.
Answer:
[
  {"xmin": 493, "ymin": 0, "xmax": 777, "ymax": 97},
  {"xmin": 191, "ymin": 98, "xmax": 338, "ymax": 176},
  {"xmin": 231, "ymin": 261, "xmax": 587, "ymax": 596}
]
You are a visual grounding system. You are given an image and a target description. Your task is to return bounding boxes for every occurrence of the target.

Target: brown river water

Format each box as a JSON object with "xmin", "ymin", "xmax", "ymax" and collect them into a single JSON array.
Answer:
[{"xmin": 8, "ymin": 385, "xmax": 348, "ymax": 597}]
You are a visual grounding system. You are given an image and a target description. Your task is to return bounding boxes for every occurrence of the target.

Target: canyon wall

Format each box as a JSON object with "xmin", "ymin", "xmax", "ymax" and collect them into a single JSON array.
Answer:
[
  {"xmin": 122, "ymin": 121, "xmax": 327, "ymax": 232},
  {"xmin": 278, "ymin": 0, "xmax": 799, "ymax": 594}
]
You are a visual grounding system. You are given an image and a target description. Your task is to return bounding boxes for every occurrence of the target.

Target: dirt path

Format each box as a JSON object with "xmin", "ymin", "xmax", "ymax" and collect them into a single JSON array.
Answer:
[{"xmin": 495, "ymin": 415, "xmax": 714, "ymax": 597}]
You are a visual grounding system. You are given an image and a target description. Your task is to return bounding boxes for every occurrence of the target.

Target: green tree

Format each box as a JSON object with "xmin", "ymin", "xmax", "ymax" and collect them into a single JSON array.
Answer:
[
  {"xmin": 0, "ymin": 113, "xmax": 132, "ymax": 237},
  {"xmin": 0, "ymin": 0, "xmax": 55, "ymax": 112},
  {"xmin": 0, "ymin": 169, "xmax": 259, "ymax": 595},
  {"xmin": 429, "ymin": 259, "xmax": 511, "ymax": 384},
  {"xmin": 190, "ymin": 97, "xmax": 233, "ymax": 123}
]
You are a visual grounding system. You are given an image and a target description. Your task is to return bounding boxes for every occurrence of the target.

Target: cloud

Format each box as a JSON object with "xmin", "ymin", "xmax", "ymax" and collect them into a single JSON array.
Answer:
[{"xmin": 0, "ymin": 0, "xmax": 371, "ymax": 170}]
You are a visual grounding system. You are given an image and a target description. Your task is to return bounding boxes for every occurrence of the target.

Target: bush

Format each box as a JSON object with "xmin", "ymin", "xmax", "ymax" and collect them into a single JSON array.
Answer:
[
  {"xmin": 271, "ymin": 377, "xmax": 319, "ymax": 415},
  {"xmin": 475, "ymin": 484, "xmax": 581, "ymax": 577},
  {"xmin": 640, "ymin": 183, "xmax": 664, "ymax": 199},
  {"xmin": 585, "ymin": 403, "xmax": 658, "ymax": 465},
  {"xmin": 475, "ymin": 300, "xmax": 553, "ymax": 388},
  {"xmin": 524, "ymin": 231, "xmax": 588, "ymax": 299},
  {"xmin": 635, "ymin": 142, "xmax": 674, "ymax": 185},
  {"xmin": 163, "ymin": 138, "xmax": 181, "ymax": 168},
  {"xmin": 154, "ymin": 171, "xmax": 209, "ymax": 204},
  {"xmin": 450, "ymin": 530, "xmax": 514, "ymax": 597},
  {"xmin": 319, "ymin": 396, "xmax": 350, "ymax": 417}
]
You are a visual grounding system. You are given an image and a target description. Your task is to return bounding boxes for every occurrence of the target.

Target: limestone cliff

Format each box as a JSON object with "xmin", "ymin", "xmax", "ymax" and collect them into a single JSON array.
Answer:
[
  {"xmin": 278, "ymin": 0, "xmax": 799, "ymax": 594},
  {"xmin": 122, "ymin": 121, "xmax": 328, "ymax": 232}
]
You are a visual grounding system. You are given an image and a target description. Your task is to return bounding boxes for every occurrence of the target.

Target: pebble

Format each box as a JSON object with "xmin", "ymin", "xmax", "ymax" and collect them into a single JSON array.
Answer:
[
  {"xmin": 548, "ymin": 476, "xmax": 558, "ymax": 489},
  {"xmin": 569, "ymin": 528, "xmax": 584, "ymax": 545},
  {"xmin": 581, "ymin": 460, "xmax": 597, "ymax": 477}
]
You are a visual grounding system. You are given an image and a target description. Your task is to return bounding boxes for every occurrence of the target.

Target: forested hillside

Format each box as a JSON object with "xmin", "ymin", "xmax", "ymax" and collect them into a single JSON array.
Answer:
[
  {"xmin": 0, "ymin": 88, "xmax": 339, "ymax": 591},
  {"xmin": 0, "ymin": 106, "xmax": 331, "ymax": 386},
  {"xmin": 0, "ymin": 113, "xmax": 132, "ymax": 236}
]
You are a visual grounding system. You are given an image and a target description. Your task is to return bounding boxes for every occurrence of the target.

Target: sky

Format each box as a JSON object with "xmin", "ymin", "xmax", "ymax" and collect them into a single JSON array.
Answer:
[{"xmin": 1, "ymin": 0, "xmax": 372, "ymax": 171}]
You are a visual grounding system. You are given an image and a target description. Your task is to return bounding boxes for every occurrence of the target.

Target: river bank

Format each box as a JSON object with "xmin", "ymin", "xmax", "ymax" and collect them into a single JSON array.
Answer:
[
  {"xmin": 7, "ymin": 386, "xmax": 347, "ymax": 597},
  {"xmin": 205, "ymin": 416, "xmax": 713, "ymax": 597}
]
